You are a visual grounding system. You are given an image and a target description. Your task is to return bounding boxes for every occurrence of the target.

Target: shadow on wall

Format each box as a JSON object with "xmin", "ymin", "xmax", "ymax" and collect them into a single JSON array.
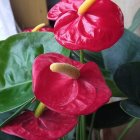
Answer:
[{"xmin": 47, "ymin": 0, "xmax": 59, "ymax": 26}]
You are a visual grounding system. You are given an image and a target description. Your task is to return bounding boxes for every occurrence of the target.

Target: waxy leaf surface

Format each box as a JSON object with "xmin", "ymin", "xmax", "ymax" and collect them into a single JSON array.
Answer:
[{"xmin": 0, "ymin": 32, "xmax": 69, "ymax": 113}]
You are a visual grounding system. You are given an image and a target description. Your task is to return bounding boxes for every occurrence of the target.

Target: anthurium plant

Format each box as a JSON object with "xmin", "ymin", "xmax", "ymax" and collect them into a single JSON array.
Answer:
[{"xmin": 0, "ymin": 0, "xmax": 140, "ymax": 140}]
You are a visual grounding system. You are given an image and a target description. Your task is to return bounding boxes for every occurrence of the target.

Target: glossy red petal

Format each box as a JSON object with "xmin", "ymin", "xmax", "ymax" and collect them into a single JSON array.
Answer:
[
  {"xmin": 48, "ymin": 2, "xmax": 74, "ymax": 20},
  {"xmin": 48, "ymin": 0, "xmax": 124, "ymax": 51},
  {"xmin": 47, "ymin": 0, "xmax": 83, "ymax": 20},
  {"xmin": 32, "ymin": 53, "xmax": 111, "ymax": 115},
  {"xmin": 39, "ymin": 27, "xmax": 54, "ymax": 32},
  {"xmin": 1, "ymin": 110, "xmax": 77, "ymax": 140},
  {"xmin": 78, "ymin": 62, "xmax": 111, "ymax": 114}
]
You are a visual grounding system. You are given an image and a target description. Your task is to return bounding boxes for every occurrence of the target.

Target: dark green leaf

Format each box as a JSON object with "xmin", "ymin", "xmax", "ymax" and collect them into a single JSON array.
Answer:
[
  {"xmin": 106, "ymin": 78, "xmax": 125, "ymax": 97},
  {"xmin": 0, "ymin": 110, "xmax": 16, "ymax": 126},
  {"xmin": 120, "ymin": 99, "xmax": 140, "ymax": 118},
  {"xmin": 101, "ymin": 68, "xmax": 110, "ymax": 78},
  {"xmin": 93, "ymin": 101, "xmax": 132, "ymax": 129},
  {"xmin": 28, "ymin": 100, "xmax": 39, "ymax": 111},
  {"xmin": 114, "ymin": 62, "xmax": 140, "ymax": 102},
  {"xmin": 129, "ymin": 8, "xmax": 140, "ymax": 32},
  {"xmin": 0, "ymin": 98, "xmax": 33, "ymax": 127},
  {"xmin": 83, "ymin": 50, "xmax": 104, "ymax": 68},
  {"xmin": 0, "ymin": 32, "xmax": 70, "ymax": 113},
  {"xmin": 100, "ymin": 67, "xmax": 125, "ymax": 97},
  {"xmin": 0, "ymin": 131, "xmax": 23, "ymax": 140},
  {"xmin": 0, "ymin": 83, "xmax": 33, "ymax": 113},
  {"xmin": 102, "ymin": 29, "xmax": 140, "ymax": 74}
]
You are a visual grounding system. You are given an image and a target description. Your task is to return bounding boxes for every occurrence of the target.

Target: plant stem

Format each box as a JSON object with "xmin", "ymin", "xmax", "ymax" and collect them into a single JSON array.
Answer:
[
  {"xmin": 76, "ymin": 118, "xmax": 80, "ymax": 140},
  {"xmin": 60, "ymin": 136, "xmax": 67, "ymax": 140},
  {"xmin": 80, "ymin": 115, "xmax": 86, "ymax": 140},
  {"xmin": 79, "ymin": 50, "xmax": 86, "ymax": 140},
  {"xmin": 88, "ymin": 114, "xmax": 95, "ymax": 140},
  {"xmin": 117, "ymin": 118, "xmax": 139, "ymax": 140},
  {"xmin": 80, "ymin": 50, "xmax": 84, "ymax": 63}
]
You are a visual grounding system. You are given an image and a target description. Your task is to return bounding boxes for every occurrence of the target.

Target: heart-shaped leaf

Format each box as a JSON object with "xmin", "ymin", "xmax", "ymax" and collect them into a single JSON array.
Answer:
[
  {"xmin": 0, "ymin": 99, "xmax": 33, "ymax": 127},
  {"xmin": 93, "ymin": 101, "xmax": 132, "ymax": 129},
  {"xmin": 0, "ymin": 32, "xmax": 70, "ymax": 113},
  {"xmin": 120, "ymin": 99, "xmax": 140, "ymax": 118},
  {"xmin": 114, "ymin": 62, "xmax": 140, "ymax": 102},
  {"xmin": 105, "ymin": 78, "xmax": 125, "ymax": 97},
  {"xmin": 102, "ymin": 29, "xmax": 140, "ymax": 74}
]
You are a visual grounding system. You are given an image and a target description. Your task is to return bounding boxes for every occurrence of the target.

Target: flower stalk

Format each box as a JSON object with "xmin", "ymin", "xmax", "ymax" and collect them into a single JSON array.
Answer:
[
  {"xmin": 80, "ymin": 115, "xmax": 86, "ymax": 140},
  {"xmin": 76, "ymin": 121, "xmax": 80, "ymax": 140},
  {"xmin": 79, "ymin": 50, "xmax": 86, "ymax": 140},
  {"xmin": 80, "ymin": 50, "xmax": 85, "ymax": 63}
]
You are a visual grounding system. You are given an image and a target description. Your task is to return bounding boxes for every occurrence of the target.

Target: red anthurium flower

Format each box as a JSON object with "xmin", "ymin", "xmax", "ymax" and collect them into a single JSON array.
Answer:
[
  {"xmin": 48, "ymin": 0, "xmax": 124, "ymax": 52},
  {"xmin": 1, "ymin": 110, "xmax": 77, "ymax": 140},
  {"xmin": 32, "ymin": 53, "xmax": 111, "ymax": 115}
]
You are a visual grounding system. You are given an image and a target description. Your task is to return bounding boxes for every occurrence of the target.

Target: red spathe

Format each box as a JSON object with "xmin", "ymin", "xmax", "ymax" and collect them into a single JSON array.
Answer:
[
  {"xmin": 1, "ymin": 110, "xmax": 77, "ymax": 140},
  {"xmin": 32, "ymin": 53, "xmax": 112, "ymax": 115},
  {"xmin": 48, "ymin": 0, "xmax": 124, "ymax": 52}
]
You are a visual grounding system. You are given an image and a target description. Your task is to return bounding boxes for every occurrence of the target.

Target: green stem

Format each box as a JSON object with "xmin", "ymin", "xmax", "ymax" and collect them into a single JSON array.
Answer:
[
  {"xmin": 80, "ymin": 115, "xmax": 86, "ymax": 140},
  {"xmin": 60, "ymin": 136, "xmax": 67, "ymax": 140},
  {"xmin": 88, "ymin": 114, "xmax": 95, "ymax": 140},
  {"xmin": 79, "ymin": 50, "xmax": 86, "ymax": 140},
  {"xmin": 80, "ymin": 50, "xmax": 84, "ymax": 63},
  {"xmin": 76, "ymin": 118, "xmax": 80, "ymax": 140},
  {"xmin": 117, "ymin": 118, "xmax": 139, "ymax": 140}
]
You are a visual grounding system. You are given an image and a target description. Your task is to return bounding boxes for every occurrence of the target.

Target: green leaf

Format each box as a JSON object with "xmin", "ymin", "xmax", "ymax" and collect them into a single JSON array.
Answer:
[
  {"xmin": 93, "ymin": 101, "xmax": 132, "ymax": 129},
  {"xmin": 43, "ymin": 32, "xmax": 70, "ymax": 56},
  {"xmin": 0, "ymin": 98, "xmax": 33, "ymax": 127},
  {"xmin": 67, "ymin": 128, "xmax": 75, "ymax": 140},
  {"xmin": 114, "ymin": 62, "xmax": 140, "ymax": 102},
  {"xmin": 83, "ymin": 50, "xmax": 104, "ymax": 68},
  {"xmin": 0, "ymin": 82, "xmax": 33, "ymax": 113},
  {"xmin": 120, "ymin": 99, "xmax": 140, "ymax": 118},
  {"xmin": 102, "ymin": 29, "xmax": 140, "ymax": 74},
  {"xmin": 129, "ymin": 8, "xmax": 140, "ymax": 32},
  {"xmin": 0, "ymin": 131, "xmax": 23, "ymax": 140},
  {"xmin": 105, "ymin": 78, "xmax": 125, "ymax": 97},
  {"xmin": 0, "ymin": 32, "xmax": 70, "ymax": 113}
]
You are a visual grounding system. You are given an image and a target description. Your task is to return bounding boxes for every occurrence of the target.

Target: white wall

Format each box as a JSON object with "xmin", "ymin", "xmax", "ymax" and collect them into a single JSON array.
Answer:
[
  {"xmin": 0, "ymin": 0, "xmax": 17, "ymax": 40},
  {"xmin": 114, "ymin": 0, "xmax": 140, "ymax": 28}
]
